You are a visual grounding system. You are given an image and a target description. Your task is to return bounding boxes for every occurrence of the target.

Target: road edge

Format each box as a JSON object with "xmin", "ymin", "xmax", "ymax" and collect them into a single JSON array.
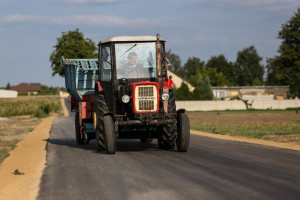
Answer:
[{"xmin": 191, "ymin": 130, "xmax": 300, "ymax": 151}]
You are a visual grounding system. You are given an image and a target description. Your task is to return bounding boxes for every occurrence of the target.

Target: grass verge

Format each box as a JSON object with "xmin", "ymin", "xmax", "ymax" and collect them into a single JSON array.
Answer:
[
  {"xmin": 0, "ymin": 150, "xmax": 10, "ymax": 165},
  {"xmin": 0, "ymin": 96, "xmax": 62, "ymax": 118},
  {"xmin": 188, "ymin": 110, "xmax": 300, "ymax": 140}
]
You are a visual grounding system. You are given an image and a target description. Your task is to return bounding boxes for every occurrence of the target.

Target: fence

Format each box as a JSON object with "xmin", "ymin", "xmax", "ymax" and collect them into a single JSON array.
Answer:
[{"xmin": 176, "ymin": 100, "xmax": 300, "ymax": 111}]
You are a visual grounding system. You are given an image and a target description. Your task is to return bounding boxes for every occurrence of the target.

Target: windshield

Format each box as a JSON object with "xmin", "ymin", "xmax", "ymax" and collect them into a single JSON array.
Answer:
[{"xmin": 115, "ymin": 42, "xmax": 156, "ymax": 79}]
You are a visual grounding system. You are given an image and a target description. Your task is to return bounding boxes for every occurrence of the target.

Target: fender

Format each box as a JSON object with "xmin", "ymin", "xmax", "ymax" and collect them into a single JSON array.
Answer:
[
  {"xmin": 176, "ymin": 108, "xmax": 186, "ymax": 117},
  {"xmin": 95, "ymin": 80, "xmax": 103, "ymax": 92}
]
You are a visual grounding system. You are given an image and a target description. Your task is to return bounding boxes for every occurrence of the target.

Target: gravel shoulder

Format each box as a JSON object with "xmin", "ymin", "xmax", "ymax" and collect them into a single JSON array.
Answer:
[{"xmin": 0, "ymin": 116, "xmax": 54, "ymax": 200}]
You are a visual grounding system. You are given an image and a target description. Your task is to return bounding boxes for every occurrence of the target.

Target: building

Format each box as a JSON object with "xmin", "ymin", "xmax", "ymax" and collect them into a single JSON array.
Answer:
[
  {"xmin": 212, "ymin": 86, "xmax": 289, "ymax": 100},
  {"xmin": 168, "ymin": 70, "xmax": 194, "ymax": 91},
  {"xmin": 10, "ymin": 83, "xmax": 44, "ymax": 95}
]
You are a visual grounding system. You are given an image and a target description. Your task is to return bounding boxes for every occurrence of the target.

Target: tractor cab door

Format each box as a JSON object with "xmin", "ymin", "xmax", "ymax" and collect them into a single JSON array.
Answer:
[{"xmin": 99, "ymin": 45, "xmax": 115, "ymax": 113}]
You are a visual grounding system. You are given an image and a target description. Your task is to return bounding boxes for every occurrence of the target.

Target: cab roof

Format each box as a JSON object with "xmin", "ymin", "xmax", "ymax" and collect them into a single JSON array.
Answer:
[{"xmin": 99, "ymin": 35, "xmax": 165, "ymax": 45}]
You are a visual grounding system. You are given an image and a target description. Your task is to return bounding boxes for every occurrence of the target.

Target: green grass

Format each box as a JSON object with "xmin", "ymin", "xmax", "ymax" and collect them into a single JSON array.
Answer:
[
  {"xmin": 25, "ymin": 128, "xmax": 34, "ymax": 133},
  {"xmin": 188, "ymin": 110, "xmax": 300, "ymax": 139},
  {"xmin": 0, "ymin": 128, "xmax": 6, "ymax": 136},
  {"xmin": 187, "ymin": 109, "xmax": 300, "ymax": 115},
  {"xmin": 10, "ymin": 139, "xmax": 20, "ymax": 150},
  {"xmin": 0, "ymin": 97, "xmax": 62, "ymax": 118},
  {"xmin": 0, "ymin": 149, "xmax": 10, "ymax": 165},
  {"xmin": 191, "ymin": 122, "xmax": 300, "ymax": 138}
]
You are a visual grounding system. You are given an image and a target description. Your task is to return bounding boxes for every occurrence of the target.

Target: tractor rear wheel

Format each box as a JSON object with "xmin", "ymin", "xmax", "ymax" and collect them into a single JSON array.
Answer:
[
  {"xmin": 176, "ymin": 113, "xmax": 190, "ymax": 152},
  {"xmin": 75, "ymin": 111, "xmax": 84, "ymax": 145},
  {"xmin": 96, "ymin": 92, "xmax": 115, "ymax": 153},
  {"xmin": 103, "ymin": 115, "xmax": 116, "ymax": 154}
]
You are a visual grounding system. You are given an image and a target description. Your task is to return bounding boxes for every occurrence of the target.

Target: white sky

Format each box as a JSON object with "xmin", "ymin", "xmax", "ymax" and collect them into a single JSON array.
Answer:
[{"xmin": 0, "ymin": 0, "xmax": 299, "ymax": 87}]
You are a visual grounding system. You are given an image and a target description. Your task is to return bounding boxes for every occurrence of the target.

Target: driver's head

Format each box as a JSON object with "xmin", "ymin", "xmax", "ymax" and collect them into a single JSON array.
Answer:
[{"xmin": 128, "ymin": 52, "xmax": 138, "ymax": 66}]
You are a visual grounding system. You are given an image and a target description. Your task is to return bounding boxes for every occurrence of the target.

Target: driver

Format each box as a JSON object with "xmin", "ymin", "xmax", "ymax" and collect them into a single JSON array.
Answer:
[{"xmin": 118, "ymin": 52, "xmax": 144, "ymax": 78}]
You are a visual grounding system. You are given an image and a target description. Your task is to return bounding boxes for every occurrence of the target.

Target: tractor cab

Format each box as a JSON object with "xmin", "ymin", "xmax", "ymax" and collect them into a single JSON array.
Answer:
[
  {"xmin": 97, "ymin": 35, "xmax": 168, "ymax": 120},
  {"xmin": 94, "ymin": 35, "xmax": 190, "ymax": 154},
  {"xmin": 98, "ymin": 35, "xmax": 166, "ymax": 82}
]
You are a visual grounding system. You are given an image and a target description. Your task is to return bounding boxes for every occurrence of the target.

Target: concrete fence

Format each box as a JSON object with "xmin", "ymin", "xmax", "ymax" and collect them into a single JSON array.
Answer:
[
  {"xmin": 176, "ymin": 100, "xmax": 300, "ymax": 111},
  {"xmin": 0, "ymin": 89, "xmax": 18, "ymax": 98}
]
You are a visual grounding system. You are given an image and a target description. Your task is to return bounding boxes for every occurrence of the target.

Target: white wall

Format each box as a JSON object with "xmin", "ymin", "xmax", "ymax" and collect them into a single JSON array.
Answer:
[
  {"xmin": 176, "ymin": 100, "xmax": 300, "ymax": 111},
  {"xmin": 0, "ymin": 89, "xmax": 18, "ymax": 98}
]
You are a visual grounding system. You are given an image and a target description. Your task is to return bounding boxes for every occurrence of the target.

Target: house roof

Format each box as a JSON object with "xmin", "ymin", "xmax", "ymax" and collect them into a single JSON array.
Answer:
[{"xmin": 10, "ymin": 83, "xmax": 44, "ymax": 94}]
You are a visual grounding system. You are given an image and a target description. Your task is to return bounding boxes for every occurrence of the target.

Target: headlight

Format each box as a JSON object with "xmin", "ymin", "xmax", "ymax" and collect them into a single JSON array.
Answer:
[
  {"xmin": 162, "ymin": 93, "xmax": 169, "ymax": 101},
  {"xmin": 122, "ymin": 95, "xmax": 130, "ymax": 103}
]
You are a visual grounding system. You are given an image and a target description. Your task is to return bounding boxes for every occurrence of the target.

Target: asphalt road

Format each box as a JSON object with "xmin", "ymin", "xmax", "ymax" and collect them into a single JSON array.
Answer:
[{"xmin": 38, "ymin": 104, "xmax": 300, "ymax": 200}]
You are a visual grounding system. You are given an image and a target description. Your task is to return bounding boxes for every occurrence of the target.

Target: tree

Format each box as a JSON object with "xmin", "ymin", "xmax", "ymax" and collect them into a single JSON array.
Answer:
[
  {"xmin": 50, "ymin": 29, "xmax": 97, "ymax": 77},
  {"xmin": 266, "ymin": 58, "xmax": 281, "ymax": 85},
  {"xmin": 182, "ymin": 57, "xmax": 205, "ymax": 80},
  {"xmin": 267, "ymin": 8, "xmax": 300, "ymax": 97},
  {"xmin": 6, "ymin": 82, "xmax": 11, "ymax": 90},
  {"xmin": 188, "ymin": 72, "xmax": 214, "ymax": 100},
  {"xmin": 206, "ymin": 55, "xmax": 238, "ymax": 85},
  {"xmin": 167, "ymin": 53, "xmax": 182, "ymax": 73},
  {"xmin": 200, "ymin": 68, "xmax": 233, "ymax": 86},
  {"xmin": 235, "ymin": 46, "xmax": 264, "ymax": 86},
  {"xmin": 175, "ymin": 82, "xmax": 193, "ymax": 100}
]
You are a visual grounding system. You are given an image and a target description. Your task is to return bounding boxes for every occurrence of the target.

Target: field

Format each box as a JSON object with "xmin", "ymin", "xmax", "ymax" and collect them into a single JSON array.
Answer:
[
  {"xmin": 188, "ymin": 110, "xmax": 300, "ymax": 145},
  {"xmin": 0, "ymin": 96, "xmax": 62, "ymax": 164},
  {"xmin": 1, "ymin": 97, "xmax": 300, "ymax": 164}
]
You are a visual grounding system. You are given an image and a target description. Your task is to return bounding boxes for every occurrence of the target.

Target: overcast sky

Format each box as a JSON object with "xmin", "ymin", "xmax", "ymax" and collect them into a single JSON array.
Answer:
[{"xmin": 0, "ymin": 0, "xmax": 299, "ymax": 87}]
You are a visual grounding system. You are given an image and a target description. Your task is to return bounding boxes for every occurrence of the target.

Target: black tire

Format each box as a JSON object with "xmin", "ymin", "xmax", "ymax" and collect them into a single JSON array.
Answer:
[
  {"xmin": 103, "ymin": 115, "xmax": 116, "ymax": 154},
  {"xmin": 96, "ymin": 93, "xmax": 109, "ymax": 152},
  {"xmin": 75, "ymin": 111, "xmax": 84, "ymax": 145},
  {"xmin": 176, "ymin": 113, "xmax": 190, "ymax": 152},
  {"xmin": 96, "ymin": 93, "xmax": 109, "ymax": 122},
  {"xmin": 158, "ymin": 89, "xmax": 177, "ymax": 150},
  {"xmin": 95, "ymin": 93, "xmax": 105, "ymax": 151},
  {"xmin": 140, "ymin": 138, "xmax": 153, "ymax": 143},
  {"xmin": 96, "ymin": 129, "xmax": 105, "ymax": 151}
]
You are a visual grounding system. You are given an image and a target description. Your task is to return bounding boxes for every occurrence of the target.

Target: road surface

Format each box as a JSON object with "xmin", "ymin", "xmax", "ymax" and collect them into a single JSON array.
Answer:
[{"xmin": 37, "ymin": 103, "xmax": 300, "ymax": 200}]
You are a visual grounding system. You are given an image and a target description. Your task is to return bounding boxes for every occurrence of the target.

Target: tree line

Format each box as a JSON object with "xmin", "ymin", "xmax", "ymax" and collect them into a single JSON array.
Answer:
[
  {"xmin": 49, "ymin": 8, "xmax": 300, "ymax": 99},
  {"xmin": 168, "ymin": 8, "xmax": 300, "ymax": 99}
]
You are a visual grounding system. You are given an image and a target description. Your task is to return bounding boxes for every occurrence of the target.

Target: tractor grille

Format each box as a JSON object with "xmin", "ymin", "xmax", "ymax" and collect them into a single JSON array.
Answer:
[{"xmin": 135, "ymin": 85, "xmax": 158, "ymax": 112}]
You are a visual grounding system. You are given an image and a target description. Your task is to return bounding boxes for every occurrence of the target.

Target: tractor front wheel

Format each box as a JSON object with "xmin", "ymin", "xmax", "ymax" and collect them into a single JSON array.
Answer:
[
  {"xmin": 96, "ymin": 129, "xmax": 105, "ymax": 151},
  {"xmin": 176, "ymin": 113, "xmax": 190, "ymax": 152}
]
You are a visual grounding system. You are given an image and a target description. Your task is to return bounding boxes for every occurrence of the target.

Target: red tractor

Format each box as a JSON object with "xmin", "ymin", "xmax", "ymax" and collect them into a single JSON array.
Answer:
[{"xmin": 63, "ymin": 34, "xmax": 190, "ymax": 154}]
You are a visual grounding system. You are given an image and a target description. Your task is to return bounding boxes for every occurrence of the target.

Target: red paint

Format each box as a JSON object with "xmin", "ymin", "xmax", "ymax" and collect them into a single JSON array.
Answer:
[
  {"xmin": 80, "ymin": 95, "xmax": 95, "ymax": 120},
  {"xmin": 168, "ymin": 78, "xmax": 174, "ymax": 88},
  {"xmin": 97, "ymin": 81, "xmax": 103, "ymax": 92},
  {"xmin": 162, "ymin": 79, "xmax": 174, "ymax": 88}
]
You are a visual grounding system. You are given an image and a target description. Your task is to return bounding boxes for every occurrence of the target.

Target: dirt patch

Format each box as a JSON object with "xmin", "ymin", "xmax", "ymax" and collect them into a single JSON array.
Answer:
[{"xmin": 0, "ymin": 116, "xmax": 41, "ymax": 152}]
